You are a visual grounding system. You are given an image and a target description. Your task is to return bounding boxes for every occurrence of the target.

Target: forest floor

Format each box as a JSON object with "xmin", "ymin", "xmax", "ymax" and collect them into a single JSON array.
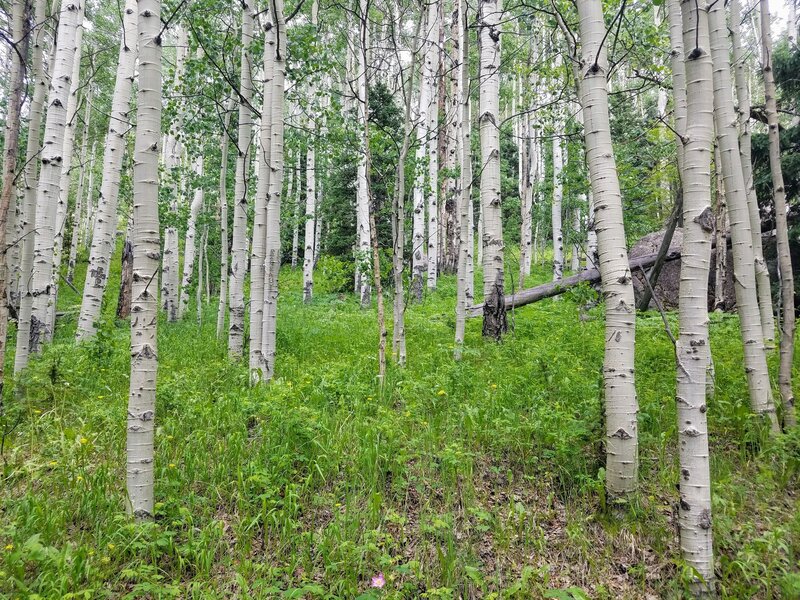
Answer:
[{"xmin": 1, "ymin": 246, "xmax": 799, "ymax": 599}]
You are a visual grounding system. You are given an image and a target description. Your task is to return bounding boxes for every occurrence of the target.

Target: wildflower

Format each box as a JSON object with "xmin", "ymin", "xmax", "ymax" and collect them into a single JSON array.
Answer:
[
  {"xmin": 79, "ymin": 437, "xmax": 88, "ymax": 445},
  {"xmin": 48, "ymin": 461, "xmax": 57, "ymax": 467},
  {"xmin": 101, "ymin": 556, "xmax": 110, "ymax": 564},
  {"xmin": 5, "ymin": 544, "xmax": 13, "ymax": 551},
  {"xmin": 107, "ymin": 543, "xmax": 115, "ymax": 550},
  {"xmin": 404, "ymin": 411, "xmax": 411, "ymax": 418},
  {"xmin": 88, "ymin": 550, "xmax": 95, "ymax": 556},
  {"xmin": 371, "ymin": 572, "xmax": 386, "ymax": 588},
  {"xmin": 97, "ymin": 395, "xmax": 104, "ymax": 399},
  {"xmin": 33, "ymin": 409, "xmax": 42, "ymax": 414},
  {"xmin": 168, "ymin": 463, "xmax": 176, "ymax": 469},
  {"xmin": 490, "ymin": 384, "xmax": 497, "ymax": 390},
  {"xmin": 76, "ymin": 475, "xmax": 84, "ymax": 482},
  {"xmin": 437, "ymin": 389, "xmax": 446, "ymax": 396},
  {"xmin": 367, "ymin": 396, "xmax": 373, "ymax": 401}
]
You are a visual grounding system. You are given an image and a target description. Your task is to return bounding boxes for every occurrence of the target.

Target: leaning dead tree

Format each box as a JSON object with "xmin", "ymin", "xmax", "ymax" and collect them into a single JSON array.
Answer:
[{"xmin": 467, "ymin": 248, "xmax": 682, "ymax": 318}]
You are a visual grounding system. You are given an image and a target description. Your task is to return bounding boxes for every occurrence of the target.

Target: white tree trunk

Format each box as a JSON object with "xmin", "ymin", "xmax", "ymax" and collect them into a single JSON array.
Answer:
[
  {"xmin": 228, "ymin": 2, "xmax": 255, "ymax": 357},
  {"xmin": 576, "ymin": 0, "xmax": 638, "ymax": 499},
  {"xmin": 455, "ymin": 0, "xmax": 472, "ymax": 357},
  {"xmin": 571, "ymin": 207, "xmax": 581, "ymax": 272},
  {"xmin": 261, "ymin": 0, "xmax": 286, "ymax": 381},
  {"xmin": 82, "ymin": 140, "xmax": 97, "ymax": 247},
  {"xmin": 730, "ymin": 0, "xmax": 775, "ymax": 349},
  {"xmin": 709, "ymin": 0, "xmax": 779, "ymax": 432},
  {"xmin": 425, "ymin": 0, "xmax": 440, "ymax": 291},
  {"xmin": 552, "ymin": 131, "xmax": 564, "ymax": 281},
  {"xmin": 674, "ymin": 0, "xmax": 715, "ymax": 589},
  {"xmin": 76, "ymin": 0, "xmax": 137, "ymax": 340},
  {"xmin": 47, "ymin": 15, "xmax": 85, "ymax": 339},
  {"xmin": 67, "ymin": 96, "xmax": 91, "ymax": 284},
  {"xmin": 127, "ymin": 0, "xmax": 161, "ymax": 520},
  {"xmin": 479, "ymin": 0, "xmax": 505, "ymax": 339},
  {"xmin": 303, "ymin": 10, "xmax": 318, "ymax": 305},
  {"xmin": 216, "ymin": 107, "xmax": 232, "ymax": 339},
  {"xmin": 355, "ymin": 13, "xmax": 372, "ymax": 308},
  {"xmin": 178, "ymin": 156, "xmax": 203, "ymax": 319},
  {"xmin": 161, "ymin": 28, "xmax": 188, "ymax": 323},
  {"xmin": 248, "ymin": 17, "xmax": 274, "ymax": 383},
  {"xmin": 760, "ymin": 0, "xmax": 796, "ymax": 429},
  {"xmin": 14, "ymin": 0, "xmax": 49, "ymax": 374},
  {"xmin": 28, "ymin": 0, "xmax": 83, "ymax": 351},
  {"xmin": 291, "ymin": 152, "xmax": 300, "ymax": 269}
]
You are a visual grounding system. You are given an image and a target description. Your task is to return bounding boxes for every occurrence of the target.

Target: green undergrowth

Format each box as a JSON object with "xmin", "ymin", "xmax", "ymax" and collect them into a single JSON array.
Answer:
[{"xmin": 1, "ymin": 250, "xmax": 799, "ymax": 598}]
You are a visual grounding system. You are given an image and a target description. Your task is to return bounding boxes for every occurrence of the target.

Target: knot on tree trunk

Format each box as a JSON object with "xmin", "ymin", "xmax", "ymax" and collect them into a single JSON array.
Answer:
[{"xmin": 482, "ymin": 278, "xmax": 507, "ymax": 341}]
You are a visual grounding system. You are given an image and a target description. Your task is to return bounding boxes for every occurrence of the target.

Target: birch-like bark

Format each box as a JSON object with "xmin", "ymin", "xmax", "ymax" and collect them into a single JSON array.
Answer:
[
  {"xmin": 675, "ymin": 0, "xmax": 715, "ymax": 589},
  {"xmin": 454, "ymin": 0, "xmax": 472, "ymax": 358},
  {"xmin": 81, "ymin": 140, "xmax": 97, "ymax": 247},
  {"xmin": 127, "ymin": 0, "xmax": 161, "ymax": 520},
  {"xmin": 730, "ymin": 0, "xmax": 775, "ymax": 348},
  {"xmin": 479, "ymin": 0, "xmax": 505, "ymax": 340},
  {"xmin": 571, "ymin": 208, "xmax": 581, "ymax": 272},
  {"xmin": 303, "ymin": 0, "xmax": 318, "ymax": 304},
  {"xmin": 15, "ymin": 0, "xmax": 49, "ymax": 374},
  {"xmin": 178, "ymin": 156, "xmax": 203, "ymax": 319},
  {"xmin": 261, "ymin": 0, "xmax": 285, "ymax": 381},
  {"xmin": 552, "ymin": 132, "xmax": 564, "ymax": 281},
  {"xmin": 760, "ymin": 0, "xmax": 796, "ymax": 429},
  {"xmin": 355, "ymin": 14, "xmax": 372, "ymax": 308},
  {"xmin": 291, "ymin": 152, "xmax": 300, "ymax": 268},
  {"xmin": 0, "ymin": 0, "xmax": 29, "ymax": 393},
  {"xmin": 47, "ymin": 14, "xmax": 85, "ymax": 338},
  {"xmin": 519, "ymin": 108, "xmax": 534, "ymax": 285},
  {"xmin": 713, "ymin": 146, "xmax": 728, "ymax": 310},
  {"xmin": 576, "ymin": 0, "xmax": 638, "ymax": 499},
  {"xmin": 216, "ymin": 108, "xmax": 232, "ymax": 339},
  {"xmin": 161, "ymin": 28, "xmax": 187, "ymax": 323},
  {"xmin": 76, "ymin": 0, "xmax": 137, "ymax": 341},
  {"xmin": 425, "ymin": 0, "xmax": 440, "ymax": 291},
  {"xmin": 709, "ymin": 0, "xmax": 779, "ymax": 432},
  {"xmin": 248, "ymin": 16, "xmax": 274, "ymax": 383},
  {"xmin": 67, "ymin": 96, "xmax": 91, "ymax": 283},
  {"xmin": 28, "ymin": 0, "xmax": 83, "ymax": 352},
  {"xmin": 228, "ymin": 1, "xmax": 255, "ymax": 357}
]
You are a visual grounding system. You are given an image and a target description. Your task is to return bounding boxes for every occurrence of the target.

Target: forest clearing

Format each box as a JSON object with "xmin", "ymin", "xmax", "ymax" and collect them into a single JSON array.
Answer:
[{"xmin": 1, "ymin": 0, "xmax": 800, "ymax": 597}]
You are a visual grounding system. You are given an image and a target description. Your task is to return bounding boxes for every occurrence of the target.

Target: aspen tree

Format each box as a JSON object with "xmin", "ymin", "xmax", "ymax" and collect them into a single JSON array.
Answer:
[
  {"xmin": 479, "ymin": 0, "xmax": 505, "ymax": 340},
  {"xmin": 674, "ymin": 0, "xmax": 715, "ymax": 589},
  {"xmin": 248, "ymin": 14, "xmax": 275, "ymax": 384},
  {"xmin": 454, "ymin": 0, "xmax": 472, "ymax": 358},
  {"xmin": 302, "ymin": 0, "xmax": 319, "ymax": 303},
  {"xmin": 291, "ymin": 151, "xmax": 300, "ymax": 269},
  {"xmin": 730, "ymin": 0, "xmax": 774, "ymax": 348},
  {"xmin": 15, "ymin": 0, "xmax": 49, "ymax": 374},
  {"xmin": 228, "ymin": 0, "xmax": 255, "ymax": 357},
  {"xmin": 552, "ymin": 110, "xmax": 564, "ymax": 281},
  {"xmin": 411, "ymin": 2, "xmax": 436, "ymax": 302},
  {"xmin": 47, "ymin": 15, "xmax": 85, "ymax": 339},
  {"xmin": 127, "ymin": 0, "xmax": 162, "ymax": 520},
  {"xmin": 76, "ymin": 0, "xmax": 138, "ymax": 341},
  {"xmin": 161, "ymin": 28, "xmax": 188, "ymax": 322},
  {"xmin": 28, "ymin": 0, "xmax": 83, "ymax": 351},
  {"xmin": 67, "ymin": 97, "xmax": 91, "ymax": 284},
  {"xmin": 216, "ymin": 108, "xmax": 231, "ymax": 338},
  {"xmin": 425, "ymin": 0, "xmax": 440, "ymax": 291},
  {"xmin": 760, "ymin": 0, "xmax": 796, "ymax": 428},
  {"xmin": 0, "ymin": 0, "xmax": 30, "ymax": 393},
  {"xmin": 574, "ymin": 0, "xmax": 639, "ymax": 498},
  {"xmin": 708, "ymin": 0, "xmax": 779, "ymax": 432},
  {"xmin": 261, "ymin": 0, "xmax": 286, "ymax": 381},
  {"xmin": 355, "ymin": 0, "xmax": 372, "ymax": 309},
  {"xmin": 178, "ymin": 156, "xmax": 204, "ymax": 319}
]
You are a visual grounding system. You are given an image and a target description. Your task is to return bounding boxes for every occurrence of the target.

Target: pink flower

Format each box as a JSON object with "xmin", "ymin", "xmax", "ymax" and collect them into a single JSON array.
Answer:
[{"xmin": 371, "ymin": 572, "xmax": 386, "ymax": 589}]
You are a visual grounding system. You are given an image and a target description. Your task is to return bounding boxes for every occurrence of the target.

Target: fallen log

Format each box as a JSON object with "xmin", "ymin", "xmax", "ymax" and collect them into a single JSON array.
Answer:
[{"xmin": 467, "ymin": 247, "xmax": 683, "ymax": 318}]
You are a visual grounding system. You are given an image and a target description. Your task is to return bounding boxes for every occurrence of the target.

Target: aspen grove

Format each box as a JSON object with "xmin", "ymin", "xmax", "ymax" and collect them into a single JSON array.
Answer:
[{"xmin": 3, "ymin": 0, "xmax": 800, "ymax": 596}]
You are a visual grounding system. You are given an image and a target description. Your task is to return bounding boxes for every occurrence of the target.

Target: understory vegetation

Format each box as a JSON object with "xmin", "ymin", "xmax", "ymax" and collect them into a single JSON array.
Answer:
[{"xmin": 2, "ymin": 246, "xmax": 798, "ymax": 599}]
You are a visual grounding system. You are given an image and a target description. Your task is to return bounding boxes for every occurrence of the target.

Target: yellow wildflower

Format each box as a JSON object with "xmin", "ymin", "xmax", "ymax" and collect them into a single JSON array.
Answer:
[
  {"xmin": 5, "ymin": 544, "xmax": 13, "ymax": 551},
  {"xmin": 107, "ymin": 543, "xmax": 115, "ymax": 550},
  {"xmin": 437, "ymin": 389, "xmax": 446, "ymax": 396},
  {"xmin": 48, "ymin": 461, "xmax": 57, "ymax": 467},
  {"xmin": 33, "ymin": 409, "xmax": 42, "ymax": 414},
  {"xmin": 101, "ymin": 556, "xmax": 110, "ymax": 564},
  {"xmin": 169, "ymin": 463, "xmax": 176, "ymax": 469},
  {"xmin": 76, "ymin": 475, "xmax": 84, "ymax": 482},
  {"xmin": 79, "ymin": 437, "xmax": 88, "ymax": 445}
]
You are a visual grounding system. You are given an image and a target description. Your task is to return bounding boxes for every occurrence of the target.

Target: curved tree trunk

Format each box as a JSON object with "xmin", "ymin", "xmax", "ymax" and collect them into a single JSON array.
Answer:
[
  {"xmin": 709, "ymin": 0, "xmax": 779, "ymax": 432},
  {"xmin": 730, "ymin": 0, "xmax": 775, "ymax": 349},
  {"xmin": 76, "ymin": 0, "xmax": 137, "ymax": 341},
  {"xmin": 126, "ymin": 0, "xmax": 161, "ymax": 521},
  {"xmin": 760, "ymin": 0, "xmax": 796, "ymax": 429},
  {"xmin": 674, "ymin": 0, "xmax": 716, "ymax": 591},
  {"xmin": 228, "ymin": 1, "xmax": 255, "ymax": 357},
  {"xmin": 178, "ymin": 156, "xmax": 203, "ymax": 319},
  {"xmin": 576, "ymin": 0, "xmax": 638, "ymax": 500}
]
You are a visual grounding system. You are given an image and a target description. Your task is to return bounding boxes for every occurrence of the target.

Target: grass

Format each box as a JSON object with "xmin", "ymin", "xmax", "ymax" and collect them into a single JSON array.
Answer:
[{"xmin": 1, "ymin": 246, "xmax": 799, "ymax": 599}]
